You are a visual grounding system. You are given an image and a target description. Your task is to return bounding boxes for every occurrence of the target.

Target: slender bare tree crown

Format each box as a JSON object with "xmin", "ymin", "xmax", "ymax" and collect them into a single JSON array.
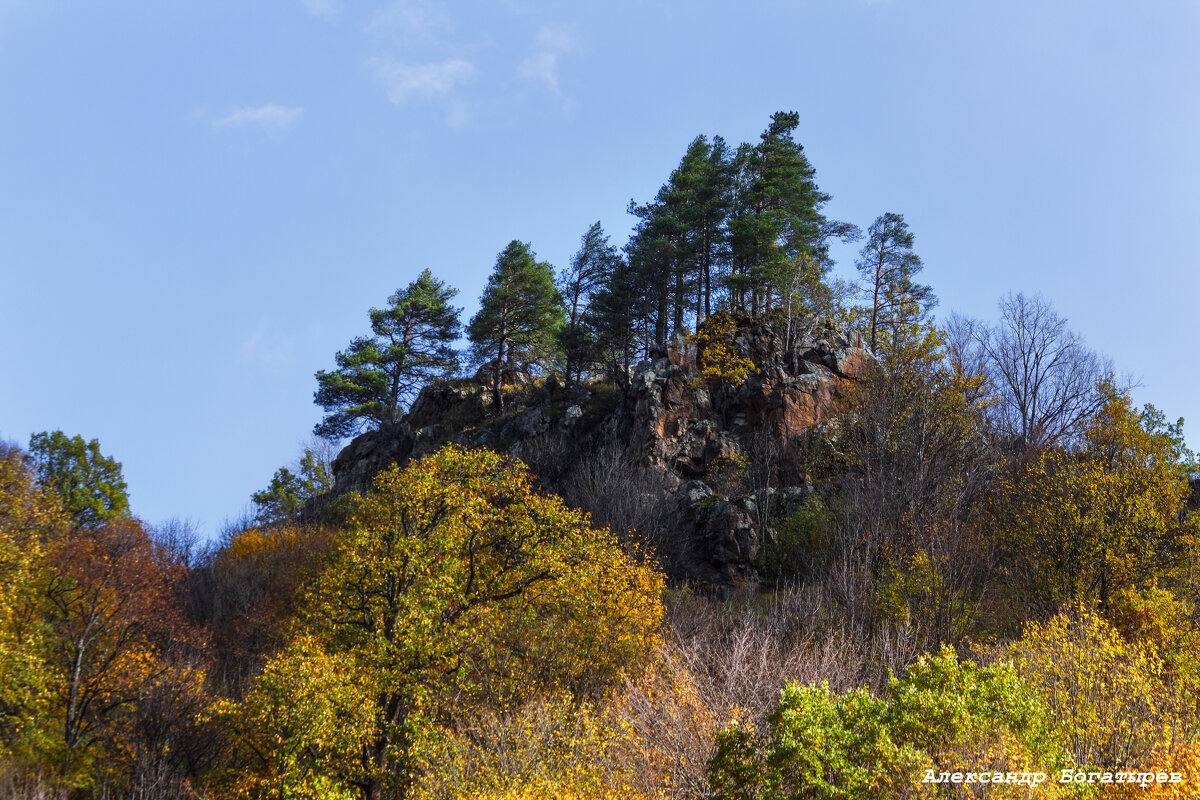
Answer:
[{"xmin": 972, "ymin": 293, "xmax": 1111, "ymax": 449}]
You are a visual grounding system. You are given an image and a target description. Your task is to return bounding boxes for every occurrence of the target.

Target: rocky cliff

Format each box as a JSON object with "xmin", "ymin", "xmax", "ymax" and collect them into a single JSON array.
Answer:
[{"xmin": 324, "ymin": 316, "xmax": 876, "ymax": 591}]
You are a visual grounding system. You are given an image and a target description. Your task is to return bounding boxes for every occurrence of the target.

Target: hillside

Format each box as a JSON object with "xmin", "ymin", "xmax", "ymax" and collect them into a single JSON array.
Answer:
[{"xmin": 320, "ymin": 315, "xmax": 874, "ymax": 590}]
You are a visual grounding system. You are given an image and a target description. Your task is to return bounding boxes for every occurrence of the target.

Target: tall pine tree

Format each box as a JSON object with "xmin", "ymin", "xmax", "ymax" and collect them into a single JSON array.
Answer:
[
  {"xmin": 671, "ymin": 134, "xmax": 733, "ymax": 323},
  {"xmin": 468, "ymin": 241, "xmax": 564, "ymax": 412},
  {"xmin": 625, "ymin": 134, "xmax": 735, "ymax": 345},
  {"xmin": 558, "ymin": 222, "xmax": 621, "ymax": 385},
  {"xmin": 585, "ymin": 255, "xmax": 648, "ymax": 388},
  {"xmin": 727, "ymin": 111, "xmax": 854, "ymax": 316},
  {"xmin": 855, "ymin": 212, "xmax": 935, "ymax": 355}
]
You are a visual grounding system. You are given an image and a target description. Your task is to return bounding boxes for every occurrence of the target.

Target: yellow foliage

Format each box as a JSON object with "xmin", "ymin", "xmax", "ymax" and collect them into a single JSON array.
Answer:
[
  {"xmin": 692, "ymin": 311, "xmax": 753, "ymax": 386},
  {"xmin": 0, "ymin": 448, "xmax": 62, "ymax": 759},
  {"xmin": 418, "ymin": 691, "xmax": 638, "ymax": 800},
  {"xmin": 218, "ymin": 635, "xmax": 371, "ymax": 800},
  {"xmin": 418, "ymin": 642, "xmax": 722, "ymax": 800},
  {"xmin": 843, "ymin": 302, "xmax": 946, "ymax": 374},
  {"xmin": 1099, "ymin": 742, "xmax": 1200, "ymax": 798},
  {"xmin": 994, "ymin": 387, "xmax": 1194, "ymax": 616},
  {"xmin": 240, "ymin": 445, "xmax": 665, "ymax": 798},
  {"xmin": 1008, "ymin": 604, "xmax": 1167, "ymax": 769},
  {"xmin": 1109, "ymin": 582, "xmax": 1200, "ymax": 742}
]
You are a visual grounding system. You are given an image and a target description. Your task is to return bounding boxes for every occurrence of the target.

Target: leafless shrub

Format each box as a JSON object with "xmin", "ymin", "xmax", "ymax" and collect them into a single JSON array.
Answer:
[
  {"xmin": 559, "ymin": 444, "xmax": 687, "ymax": 570},
  {"xmin": 0, "ymin": 768, "xmax": 69, "ymax": 800},
  {"xmin": 419, "ymin": 586, "xmax": 929, "ymax": 799},
  {"xmin": 597, "ymin": 589, "xmax": 926, "ymax": 798}
]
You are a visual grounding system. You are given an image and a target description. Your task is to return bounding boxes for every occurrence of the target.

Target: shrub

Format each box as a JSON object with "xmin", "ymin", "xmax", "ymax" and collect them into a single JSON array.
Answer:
[
  {"xmin": 1007, "ymin": 604, "xmax": 1166, "ymax": 769},
  {"xmin": 709, "ymin": 645, "xmax": 1069, "ymax": 799}
]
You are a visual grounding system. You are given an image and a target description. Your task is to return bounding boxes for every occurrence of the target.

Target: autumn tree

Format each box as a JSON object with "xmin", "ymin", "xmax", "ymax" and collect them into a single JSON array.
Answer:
[
  {"xmin": 40, "ymin": 519, "xmax": 195, "ymax": 782},
  {"xmin": 0, "ymin": 445, "xmax": 62, "ymax": 758},
  {"xmin": 468, "ymin": 241, "xmax": 564, "ymax": 412},
  {"xmin": 250, "ymin": 442, "xmax": 336, "ymax": 524},
  {"xmin": 235, "ymin": 445, "xmax": 663, "ymax": 800},
  {"xmin": 996, "ymin": 385, "xmax": 1194, "ymax": 615},
  {"xmin": 314, "ymin": 269, "xmax": 462, "ymax": 438},
  {"xmin": 831, "ymin": 322, "xmax": 993, "ymax": 643},
  {"xmin": 1008, "ymin": 605, "xmax": 1167, "ymax": 768},
  {"xmin": 854, "ymin": 212, "xmax": 935, "ymax": 356},
  {"xmin": 0, "ymin": 451, "xmax": 214, "ymax": 795},
  {"xmin": 192, "ymin": 523, "xmax": 337, "ymax": 698},
  {"xmin": 27, "ymin": 431, "xmax": 129, "ymax": 527}
]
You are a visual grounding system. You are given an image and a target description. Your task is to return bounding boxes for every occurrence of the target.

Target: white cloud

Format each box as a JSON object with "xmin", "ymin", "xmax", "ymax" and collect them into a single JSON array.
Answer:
[
  {"xmin": 518, "ymin": 52, "xmax": 560, "ymax": 93},
  {"xmin": 366, "ymin": 0, "xmax": 451, "ymax": 43},
  {"xmin": 369, "ymin": 57, "xmax": 475, "ymax": 103},
  {"xmin": 301, "ymin": 0, "xmax": 338, "ymax": 19},
  {"xmin": 518, "ymin": 26, "xmax": 575, "ymax": 96},
  {"xmin": 535, "ymin": 27, "xmax": 574, "ymax": 53},
  {"xmin": 212, "ymin": 104, "xmax": 304, "ymax": 130}
]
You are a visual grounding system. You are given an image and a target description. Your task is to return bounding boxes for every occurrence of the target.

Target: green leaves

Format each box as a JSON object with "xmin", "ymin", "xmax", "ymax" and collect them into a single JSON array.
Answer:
[
  {"xmin": 27, "ymin": 431, "xmax": 129, "ymax": 527},
  {"xmin": 710, "ymin": 647, "xmax": 1067, "ymax": 800},
  {"xmin": 727, "ymin": 111, "xmax": 848, "ymax": 316},
  {"xmin": 710, "ymin": 681, "xmax": 922, "ymax": 800},
  {"xmin": 250, "ymin": 446, "xmax": 334, "ymax": 525}
]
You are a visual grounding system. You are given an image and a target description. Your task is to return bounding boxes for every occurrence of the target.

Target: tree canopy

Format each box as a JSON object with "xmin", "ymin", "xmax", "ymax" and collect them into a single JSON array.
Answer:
[
  {"xmin": 467, "ymin": 241, "xmax": 563, "ymax": 412},
  {"xmin": 27, "ymin": 431, "xmax": 129, "ymax": 527},
  {"xmin": 231, "ymin": 445, "xmax": 663, "ymax": 799}
]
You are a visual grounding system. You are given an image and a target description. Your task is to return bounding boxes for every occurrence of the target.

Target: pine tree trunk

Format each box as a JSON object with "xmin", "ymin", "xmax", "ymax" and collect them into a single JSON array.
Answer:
[{"xmin": 493, "ymin": 338, "xmax": 505, "ymax": 413}]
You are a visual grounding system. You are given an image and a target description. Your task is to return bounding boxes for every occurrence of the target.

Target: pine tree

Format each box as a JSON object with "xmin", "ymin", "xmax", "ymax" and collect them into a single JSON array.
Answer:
[
  {"xmin": 558, "ymin": 222, "xmax": 620, "ymax": 385},
  {"xmin": 727, "ymin": 112, "xmax": 854, "ymax": 315},
  {"xmin": 625, "ymin": 134, "xmax": 735, "ymax": 345},
  {"xmin": 676, "ymin": 134, "xmax": 734, "ymax": 322},
  {"xmin": 468, "ymin": 241, "xmax": 563, "ymax": 412},
  {"xmin": 855, "ymin": 212, "xmax": 935, "ymax": 355},
  {"xmin": 250, "ymin": 445, "xmax": 335, "ymax": 525},
  {"xmin": 314, "ymin": 269, "xmax": 461, "ymax": 438},
  {"xmin": 585, "ymin": 255, "xmax": 647, "ymax": 388},
  {"xmin": 627, "ymin": 190, "xmax": 686, "ymax": 347}
]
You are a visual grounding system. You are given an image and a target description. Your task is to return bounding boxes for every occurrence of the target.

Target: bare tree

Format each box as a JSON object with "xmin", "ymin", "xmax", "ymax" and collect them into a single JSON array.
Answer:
[{"xmin": 973, "ymin": 293, "xmax": 1111, "ymax": 449}]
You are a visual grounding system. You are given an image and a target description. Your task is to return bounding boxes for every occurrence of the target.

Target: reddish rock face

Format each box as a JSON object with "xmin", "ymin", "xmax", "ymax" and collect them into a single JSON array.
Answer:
[
  {"xmin": 621, "ymin": 320, "xmax": 872, "ymax": 482},
  {"xmin": 324, "ymin": 316, "xmax": 876, "ymax": 590}
]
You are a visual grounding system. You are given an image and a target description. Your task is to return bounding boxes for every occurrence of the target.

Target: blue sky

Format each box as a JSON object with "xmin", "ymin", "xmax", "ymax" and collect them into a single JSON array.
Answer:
[{"xmin": 1, "ymin": 1, "xmax": 1197, "ymax": 535}]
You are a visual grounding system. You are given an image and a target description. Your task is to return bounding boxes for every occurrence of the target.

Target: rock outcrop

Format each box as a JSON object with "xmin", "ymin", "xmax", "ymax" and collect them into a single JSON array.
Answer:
[{"xmin": 323, "ymin": 316, "xmax": 875, "ymax": 591}]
